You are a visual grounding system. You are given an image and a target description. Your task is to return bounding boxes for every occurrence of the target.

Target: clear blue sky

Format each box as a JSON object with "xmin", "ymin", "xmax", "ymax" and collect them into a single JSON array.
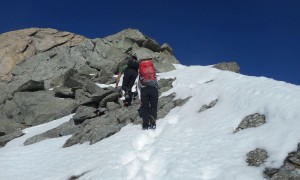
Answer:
[{"xmin": 1, "ymin": 0, "xmax": 299, "ymax": 85}]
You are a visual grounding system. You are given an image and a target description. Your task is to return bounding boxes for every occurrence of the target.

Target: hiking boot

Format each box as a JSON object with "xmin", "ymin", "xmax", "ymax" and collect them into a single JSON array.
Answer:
[
  {"xmin": 132, "ymin": 91, "xmax": 138, "ymax": 100},
  {"xmin": 142, "ymin": 124, "xmax": 149, "ymax": 130},
  {"xmin": 148, "ymin": 115, "xmax": 156, "ymax": 129}
]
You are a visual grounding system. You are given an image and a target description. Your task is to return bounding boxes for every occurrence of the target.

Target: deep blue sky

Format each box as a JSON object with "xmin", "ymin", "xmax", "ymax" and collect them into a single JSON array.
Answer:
[{"xmin": 1, "ymin": 0, "xmax": 299, "ymax": 85}]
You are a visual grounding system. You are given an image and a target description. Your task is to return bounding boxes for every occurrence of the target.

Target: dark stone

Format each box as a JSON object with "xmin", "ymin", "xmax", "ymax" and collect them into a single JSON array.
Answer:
[
  {"xmin": 13, "ymin": 91, "xmax": 75, "ymax": 126},
  {"xmin": 234, "ymin": 113, "xmax": 266, "ymax": 133},
  {"xmin": 99, "ymin": 92, "xmax": 120, "ymax": 107},
  {"xmin": 246, "ymin": 148, "xmax": 268, "ymax": 166},
  {"xmin": 199, "ymin": 99, "xmax": 218, "ymax": 112},
  {"xmin": 158, "ymin": 78, "xmax": 175, "ymax": 95},
  {"xmin": 142, "ymin": 38, "xmax": 161, "ymax": 52},
  {"xmin": 73, "ymin": 106, "xmax": 97, "ymax": 124},
  {"xmin": 161, "ymin": 43, "xmax": 173, "ymax": 54},
  {"xmin": 264, "ymin": 168, "xmax": 279, "ymax": 178},
  {"xmin": 212, "ymin": 62, "xmax": 240, "ymax": 73},
  {"xmin": 0, "ymin": 130, "xmax": 24, "ymax": 147},
  {"xmin": 17, "ymin": 80, "xmax": 45, "ymax": 92},
  {"xmin": 63, "ymin": 69, "xmax": 85, "ymax": 89},
  {"xmin": 83, "ymin": 80, "xmax": 103, "ymax": 94},
  {"xmin": 23, "ymin": 119, "xmax": 80, "ymax": 146},
  {"xmin": 53, "ymin": 86, "xmax": 75, "ymax": 98}
]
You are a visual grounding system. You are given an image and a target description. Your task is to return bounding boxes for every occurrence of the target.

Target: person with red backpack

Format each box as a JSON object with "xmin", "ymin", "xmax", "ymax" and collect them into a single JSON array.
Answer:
[{"xmin": 137, "ymin": 58, "xmax": 158, "ymax": 130}]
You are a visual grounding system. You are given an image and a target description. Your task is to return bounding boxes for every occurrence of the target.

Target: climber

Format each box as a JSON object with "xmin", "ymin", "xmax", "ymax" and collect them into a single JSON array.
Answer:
[
  {"xmin": 137, "ymin": 58, "xmax": 158, "ymax": 130},
  {"xmin": 115, "ymin": 54, "xmax": 139, "ymax": 106}
]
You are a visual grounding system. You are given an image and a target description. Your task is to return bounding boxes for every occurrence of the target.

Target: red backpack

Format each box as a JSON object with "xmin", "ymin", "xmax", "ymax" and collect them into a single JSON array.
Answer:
[{"xmin": 139, "ymin": 59, "xmax": 158, "ymax": 87}]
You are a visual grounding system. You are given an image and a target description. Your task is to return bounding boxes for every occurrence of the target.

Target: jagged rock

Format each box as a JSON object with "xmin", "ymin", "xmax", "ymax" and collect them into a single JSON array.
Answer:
[
  {"xmin": 75, "ymin": 87, "xmax": 114, "ymax": 106},
  {"xmin": 234, "ymin": 113, "xmax": 266, "ymax": 133},
  {"xmin": 77, "ymin": 64, "xmax": 114, "ymax": 84},
  {"xmin": 199, "ymin": 105, "xmax": 209, "ymax": 112},
  {"xmin": 73, "ymin": 106, "xmax": 97, "ymax": 124},
  {"xmin": 22, "ymin": 89, "xmax": 191, "ymax": 147},
  {"xmin": 0, "ymin": 28, "xmax": 85, "ymax": 81},
  {"xmin": 205, "ymin": 80, "xmax": 214, "ymax": 83},
  {"xmin": 75, "ymin": 89, "xmax": 91, "ymax": 103},
  {"xmin": 212, "ymin": 62, "xmax": 240, "ymax": 73},
  {"xmin": 174, "ymin": 97, "xmax": 191, "ymax": 107},
  {"xmin": 157, "ymin": 93, "xmax": 190, "ymax": 119},
  {"xmin": 269, "ymin": 163, "xmax": 300, "ymax": 180},
  {"xmin": 53, "ymin": 86, "xmax": 75, "ymax": 97},
  {"xmin": 16, "ymin": 80, "xmax": 45, "ymax": 92},
  {"xmin": 0, "ymin": 115, "xmax": 25, "ymax": 135},
  {"xmin": 265, "ymin": 144, "xmax": 300, "ymax": 179},
  {"xmin": 9, "ymin": 49, "xmax": 82, "ymax": 91},
  {"xmin": 50, "ymin": 76, "xmax": 65, "ymax": 88},
  {"xmin": 158, "ymin": 78, "xmax": 175, "ymax": 95},
  {"xmin": 142, "ymin": 38, "xmax": 161, "ymax": 52},
  {"xmin": 0, "ymin": 83, "xmax": 10, "ymax": 106},
  {"xmin": 209, "ymin": 99, "xmax": 218, "ymax": 107},
  {"xmin": 50, "ymin": 67, "xmax": 99, "ymax": 90},
  {"xmin": 157, "ymin": 52, "xmax": 179, "ymax": 72},
  {"xmin": 263, "ymin": 168, "xmax": 280, "ymax": 179},
  {"xmin": 63, "ymin": 69, "xmax": 85, "ymax": 89},
  {"xmin": 91, "ymin": 68, "xmax": 114, "ymax": 84},
  {"xmin": 54, "ymin": 102, "xmax": 80, "ymax": 121},
  {"xmin": 2, "ymin": 100, "xmax": 22, "ymax": 123},
  {"xmin": 77, "ymin": 65, "xmax": 99, "ymax": 79},
  {"xmin": 199, "ymin": 99, "xmax": 218, "ymax": 112},
  {"xmin": 23, "ymin": 119, "xmax": 79, "ymax": 146},
  {"xmin": 0, "ymin": 130, "xmax": 24, "ymax": 147},
  {"xmin": 161, "ymin": 43, "xmax": 173, "ymax": 55},
  {"xmin": 63, "ymin": 113, "xmax": 123, "ymax": 147},
  {"xmin": 157, "ymin": 93, "xmax": 176, "ymax": 119},
  {"xmin": 106, "ymin": 102, "xmax": 121, "ymax": 111},
  {"xmin": 13, "ymin": 91, "xmax": 75, "ymax": 126},
  {"xmin": 104, "ymin": 28, "xmax": 146, "ymax": 50},
  {"xmin": 83, "ymin": 80, "xmax": 104, "ymax": 94},
  {"xmin": 99, "ymin": 92, "xmax": 120, "ymax": 107},
  {"xmin": 288, "ymin": 152, "xmax": 300, "ymax": 166},
  {"xmin": 103, "ymin": 28, "xmax": 179, "ymax": 73},
  {"xmin": 115, "ymin": 106, "xmax": 140, "ymax": 124},
  {"xmin": 246, "ymin": 148, "xmax": 268, "ymax": 166},
  {"xmin": 90, "ymin": 39, "xmax": 126, "ymax": 70},
  {"xmin": 68, "ymin": 171, "xmax": 89, "ymax": 180}
]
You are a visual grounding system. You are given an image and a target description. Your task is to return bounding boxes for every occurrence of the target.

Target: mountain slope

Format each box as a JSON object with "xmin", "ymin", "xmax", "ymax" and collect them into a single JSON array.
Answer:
[{"xmin": 1, "ymin": 65, "xmax": 300, "ymax": 180}]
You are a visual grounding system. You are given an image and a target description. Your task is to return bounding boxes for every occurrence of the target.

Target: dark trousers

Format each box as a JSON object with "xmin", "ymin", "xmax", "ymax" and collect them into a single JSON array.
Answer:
[
  {"xmin": 122, "ymin": 68, "xmax": 138, "ymax": 103},
  {"xmin": 140, "ymin": 86, "xmax": 158, "ymax": 128}
]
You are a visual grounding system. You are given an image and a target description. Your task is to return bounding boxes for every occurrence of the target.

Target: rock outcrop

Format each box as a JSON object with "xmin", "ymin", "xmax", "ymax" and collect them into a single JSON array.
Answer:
[
  {"xmin": 0, "ymin": 28, "xmax": 86, "ymax": 82},
  {"xmin": 212, "ymin": 61, "xmax": 240, "ymax": 73},
  {"xmin": 0, "ymin": 27, "xmax": 180, "ymax": 147},
  {"xmin": 22, "ymin": 78, "xmax": 189, "ymax": 147},
  {"xmin": 234, "ymin": 113, "xmax": 266, "ymax": 133},
  {"xmin": 264, "ymin": 144, "xmax": 300, "ymax": 179},
  {"xmin": 246, "ymin": 148, "xmax": 268, "ymax": 167}
]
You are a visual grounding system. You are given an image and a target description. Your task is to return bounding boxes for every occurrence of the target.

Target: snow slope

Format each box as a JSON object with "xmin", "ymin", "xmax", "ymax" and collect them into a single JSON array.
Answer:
[{"xmin": 1, "ymin": 65, "xmax": 300, "ymax": 180}]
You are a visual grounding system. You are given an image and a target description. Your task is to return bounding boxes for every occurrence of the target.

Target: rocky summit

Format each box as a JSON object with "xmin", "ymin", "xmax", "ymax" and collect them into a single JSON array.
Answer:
[{"xmin": 2, "ymin": 28, "xmax": 298, "ymax": 179}]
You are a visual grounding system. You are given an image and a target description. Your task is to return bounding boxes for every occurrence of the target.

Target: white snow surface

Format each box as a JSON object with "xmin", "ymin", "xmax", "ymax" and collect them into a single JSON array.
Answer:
[{"xmin": 1, "ymin": 65, "xmax": 300, "ymax": 180}]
